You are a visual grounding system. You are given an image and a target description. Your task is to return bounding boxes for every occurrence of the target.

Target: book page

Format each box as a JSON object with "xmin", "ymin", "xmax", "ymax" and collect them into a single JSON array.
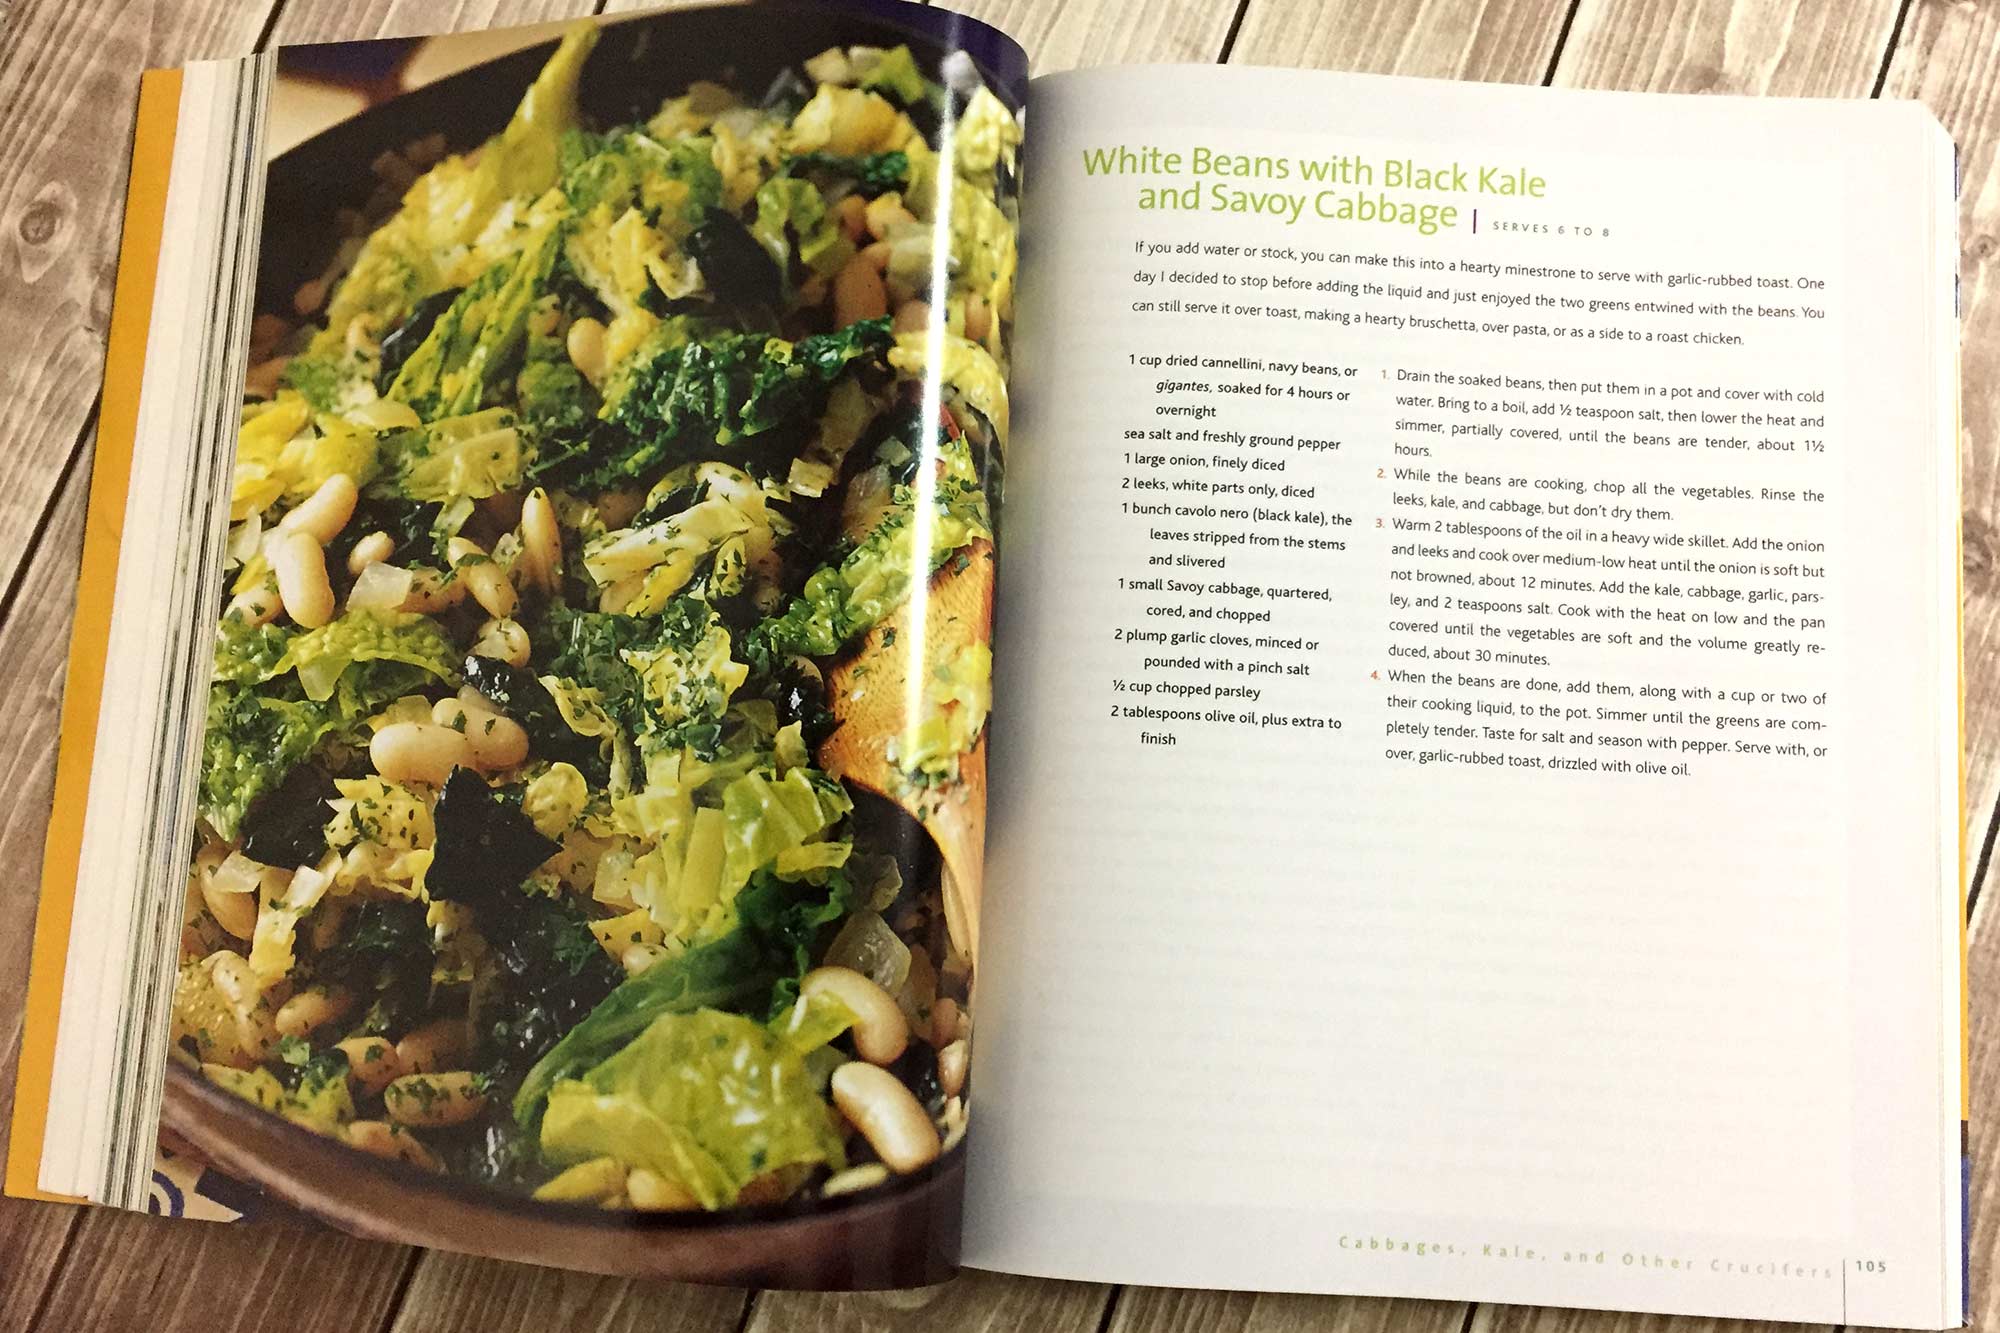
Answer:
[{"xmin": 966, "ymin": 65, "xmax": 1960, "ymax": 1327}]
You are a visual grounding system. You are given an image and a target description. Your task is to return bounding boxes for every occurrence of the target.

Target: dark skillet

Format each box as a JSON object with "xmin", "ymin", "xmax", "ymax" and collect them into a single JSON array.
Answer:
[{"xmin": 255, "ymin": 0, "xmax": 1027, "ymax": 312}]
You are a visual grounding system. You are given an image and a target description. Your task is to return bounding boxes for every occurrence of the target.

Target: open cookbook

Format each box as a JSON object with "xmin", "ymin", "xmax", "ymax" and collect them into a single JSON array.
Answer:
[{"xmin": 2, "ymin": 0, "xmax": 1967, "ymax": 1322}]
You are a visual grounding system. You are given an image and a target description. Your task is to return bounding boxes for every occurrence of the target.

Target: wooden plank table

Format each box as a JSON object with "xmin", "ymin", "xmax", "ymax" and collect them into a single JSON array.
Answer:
[{"xmin": 0, "ymin": 0, "xmax": 1987, "ymax": 1328}]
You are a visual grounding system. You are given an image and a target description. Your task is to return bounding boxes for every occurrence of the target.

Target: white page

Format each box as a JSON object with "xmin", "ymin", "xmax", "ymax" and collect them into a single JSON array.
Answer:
[{"xmin": 966, "ymin": 65, "xmax": 1960, "ymax": 1328}]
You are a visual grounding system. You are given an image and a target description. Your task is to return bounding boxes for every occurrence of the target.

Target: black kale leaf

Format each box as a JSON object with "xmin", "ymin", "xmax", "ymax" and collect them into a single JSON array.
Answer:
[
  {"xmin": 461, "ymin": 655, "xmax": 606, "ymax": 780},
  {"xmin": 239, "ymin": 763, "xmax": 340, "ymax": 869},
  {"xmin": 427, "ymin": 768, "xmax": 560, "ymax": 907},
  {"xmin": 684, "ymin": 209, "xmax": 782, "ymax": 308}
]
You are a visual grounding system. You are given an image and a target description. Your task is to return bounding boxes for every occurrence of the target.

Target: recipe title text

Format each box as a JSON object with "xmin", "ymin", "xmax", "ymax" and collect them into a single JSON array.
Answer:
[{"xmin": 1080, "ymin": 145, "xmax": 1549, "ymax": 233}]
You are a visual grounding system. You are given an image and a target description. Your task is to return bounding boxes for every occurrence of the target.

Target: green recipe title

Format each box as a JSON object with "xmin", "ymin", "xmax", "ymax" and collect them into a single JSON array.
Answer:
[{"xmin": 1080, "ymin": 145, "xmax": 1547, "ymax": 233}]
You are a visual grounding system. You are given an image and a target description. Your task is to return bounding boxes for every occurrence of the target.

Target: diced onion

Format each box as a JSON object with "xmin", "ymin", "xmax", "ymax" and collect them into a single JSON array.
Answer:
[
  {"xmin": 214, "ymin": 852, "xmax": 282, "ymax": 892},
  {"xmin": 347, "ymin": 561, "xmax": 415, "ymax": 611},
  {"xmin": 787, "ymin": 457, "xmax": 835, "ymax": 498},
  {"xmin": 227, "ymin": 512, "xmax": 263, "ymax": 566},
  {"xmin": 823, "ymin": 910, "xmax": 910, "ymax": 995},
  {"xmin": 210, "ymin": 850, "xmax": 267, "ymax": 897}
]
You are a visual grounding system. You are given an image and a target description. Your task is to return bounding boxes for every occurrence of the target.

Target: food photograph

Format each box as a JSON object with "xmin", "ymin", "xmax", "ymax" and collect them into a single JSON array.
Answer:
[{"xmin": 160, "ymin": 0, "xmax": 1022, "ymax": 1286}]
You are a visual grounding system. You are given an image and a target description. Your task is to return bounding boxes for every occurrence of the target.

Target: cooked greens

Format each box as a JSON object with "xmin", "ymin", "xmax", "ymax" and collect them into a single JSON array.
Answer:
[{"xmin": 175, "ymin": 22, "xmax": 1012, "ymax": 1210}]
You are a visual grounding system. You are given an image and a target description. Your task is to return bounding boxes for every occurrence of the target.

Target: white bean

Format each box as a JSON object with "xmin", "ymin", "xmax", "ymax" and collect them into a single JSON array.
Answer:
[
  {"xmin": 244, "ymin": 357, "xmax": 289, "ymax": 399},
  {"xmin": 274, "ymin": 985, "xmax": 354, "ymax": 1039},
  {"xmin": 294, "ymin": 275, "xmax": 331, "ymax": 317},
  {"xmin": 567, "ymin": 317, "xmax": 609, "ymax": 384},
  {"xmin": 270, "ymin": 529, "xmax": 334, "ymax": 628},
  {"xmin": 398, "ymin": 566, "xmax": 464, "ymax": 614},
  {"xmin": 370, "ymin": 721, "xmax": 471, "ymax": 787},
  {"xmin": 384, "ymin": 1071, "xmax": 487, "ymax": 1128},
  {"xmin": 830, "ymin": 1062, "xmax": 939, "ymax": 1174},
  {"xmin": 249, "ymin": 313, "xmax": 291, "ymax": 361},
  {"xmin": 863, "ymin": 195, "xmax": 915, "ymax": 240},
  {"xmin": 593, "ymin": 489, "xmax": 643, "ymax": 530},
  {"xmin": 347, "ymin": 530, "xmax": 394, "ymax": 575},
  {"xmin": 802, "ymin": 966, "xmax": 908, "ymax": 1065},
  {"xmin": 963, "ymin": 292, "xmax": 993, "ymax": 343},
  {"xmin": 937, "ymin": 1038, "xmax": 968, "ymax": 1098},
  {"xmin": 832, "ymin": 192, "xmax": 868, "ymax": 242},
  {"xmin": 394, "ymin": 1018, "xmax": 469, "ymax": 1075},
  {"xmin": 345, "ymin": 1119, "xmax": 441, "ymax": 1171},
  {"xmin": 196, "ymin": 854, "xmax": 258, "ymax": 940},
  {"xmin": 225, "ymin": 571, "xmax": 283, "ymax": 628},
  {"xmin": 472, "ymin": 616, "xmax": 531, "ymax": 667},
  {"xmin": 431, "ymin": 698, "xmax": 529, "ymax": 773},
  {"xmin": 446, "ymin": 536, "xmax": 518, "ymax": 620},
  {"xmin": 335, "ymin": 1036, "xmax": 402, "ymax": 1096},
  {"xmin": 833, "ymin": 253, "xmax": 889, "ymax": 328},
  {"xmin": 929, "ymin": 997, "xmax": 963, "ymax": 1049},
  {"xmin": 279, "ymin": 474, "xmax": 358, "ymax": 544},
  {"xmin": 517, "ymin": 489, "xmax": 562, "ymax": 592}
]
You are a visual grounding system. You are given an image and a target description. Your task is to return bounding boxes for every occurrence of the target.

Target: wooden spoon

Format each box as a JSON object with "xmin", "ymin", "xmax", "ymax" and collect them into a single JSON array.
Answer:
[{"xmin": 819, "ymin": 538, "xmax": 994, "ymax": 959}]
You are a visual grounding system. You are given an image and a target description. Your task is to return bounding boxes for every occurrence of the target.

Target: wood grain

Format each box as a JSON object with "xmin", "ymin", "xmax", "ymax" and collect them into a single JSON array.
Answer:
[
  {"xmin": 386, "ymin": 1251, "xmax": 750, "ymax": 1333},
  {"xmin": 747, "ymin": 1269, "xmax": 1112, "ymax": 1333},
  {"xmin": 1921, "ymin": 885, "xmax": 1996, "ymax": 1333},
  {"xmin": 29, "ymin": 1209, "xmax": 413, "ymax": 1333},
  {"xmin": 1229, "ymin": 0, "xmax": 1570, "ymax": 82},
  {"xmin": 1552, "ymin": 0, "xmax": 1903, "ymax": 95},
  {"xmin": 0, "ymin": 469, "xmax": 92, "ymax": 1333},
  {"xmin": 1470, "ymin": 1307, "xmax": 1803, "ymax": 1333},
  {"xmin": 1112, "ymin": 1289, "xmax": 1468, "ymax": 1333},
  {"xmin": 0, "ymin": 473, "xmax": 89, "ymax": 1149},
  {"xmin": 599, "ymin": 0, "xmax": 748, "ymax": 12},
  {"xmin": 269, "ymin": 0, "xmax": 598, "ymax": 42},
  {"xmin": 940, "ymin": 0, "xmax": 1241, "ymax": 75},
  {"xmin": 0, "ymin": 1200, "xmax": 74, "ymax": 1333},
  {"xmin": 0, "ymin": 0, "xmax": 281, "ymax": 639},
  {"xmin": 1883, "ymin": 0, "xmax": 2000, "ymax": 870}
]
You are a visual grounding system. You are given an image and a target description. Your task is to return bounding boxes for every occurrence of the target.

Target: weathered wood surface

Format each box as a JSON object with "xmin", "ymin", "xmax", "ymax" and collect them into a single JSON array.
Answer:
[
  {"xmin": 1888, "ymin": 0, "xmax": 2000, "ymax": 870},
  {"xmin": 1229, "ymin": 0, "xmax": 1568, "ymax": 83},
  {"xmin": 0, "ymin": 0, "xmax": 1994, "ymax": 1331},
  {"xmin": 0, "ymin": 0, "xmax": 278, "ymax": 666},
  {"xmin": 0, "ymin": 468, "xmax": 94, "ymax": 1333}
]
